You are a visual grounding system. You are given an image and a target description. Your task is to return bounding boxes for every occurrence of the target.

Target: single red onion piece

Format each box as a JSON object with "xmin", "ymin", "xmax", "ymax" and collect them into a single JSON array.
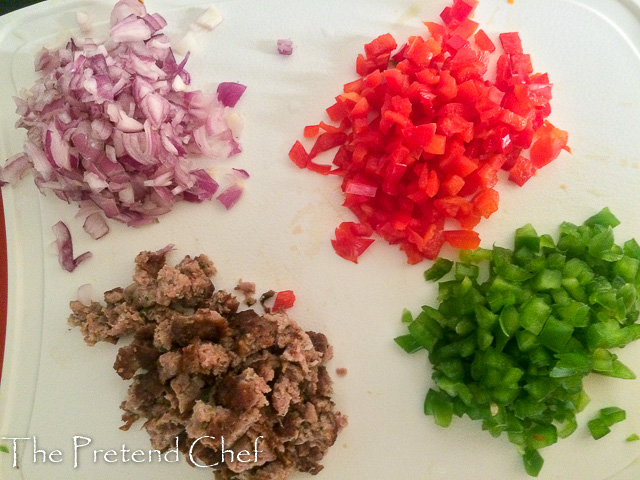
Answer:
[
  {"xmin": 52, "ymin": 221, "xmax": 92, "ymax": 272},
  {"xmin": 83, "ymin": 212, "xmax": 110, "ymax": 239},
  {"xmin": 183, "ymin": 169, "xmax": 219, "ymax": 203},
  {"xmin": 216, "ymin": 183, "xmax": 244, "ymax": 210},
  {"xmin": 0, "ymin": 153, "xmax": 31, "ymax": 185},
  {"xmin": 48, "ymin": 128, "xmax": 72, "ymax": 170},
  {"xmin": 154, "ymin": 243, "xmax": 175, "ymax": 256},
  {"xmin": 109, "ymin": 16, "xmax": 153, "ymax": 43},
  {"xmin": 216, "ymin": 82, "xmax": 247, "ymax": 108},
  {"xmin": 110, "ymin": 0, "xmax": 146, "ymax": 26},
  {"xmin": 277, "ymin": 39, "xmax": 294, "ymax": 55},
  {"xmin": 231, "ymin": 168, "xmax": 250, "ymax": 180}
]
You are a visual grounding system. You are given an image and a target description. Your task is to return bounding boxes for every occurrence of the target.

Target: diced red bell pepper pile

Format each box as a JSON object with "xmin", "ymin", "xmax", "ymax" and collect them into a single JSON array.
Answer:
[{"xmin": 289, "ymin": 0, "xmax": 569, "ymax": 264}]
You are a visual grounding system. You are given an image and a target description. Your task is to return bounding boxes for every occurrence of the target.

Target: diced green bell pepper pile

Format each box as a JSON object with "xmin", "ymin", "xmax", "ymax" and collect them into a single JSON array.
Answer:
[{"xmin": 395, "ymin": 208, "xmax": 640, "ymax": 477}]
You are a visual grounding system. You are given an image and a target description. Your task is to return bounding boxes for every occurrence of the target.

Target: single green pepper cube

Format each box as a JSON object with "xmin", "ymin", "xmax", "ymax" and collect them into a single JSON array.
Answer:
[
  {"xmin": 553, "ymin": 299, "xmax": 589, "ymax": 327},
  {"xmin": 476, "ymin": 328, "xmax": 493, "ymax": 350},
  {"xmin": 588, "ymin": 227, "xmax": 623, "ymax": 262},
  {"xmin": 538, "ymin": 316, "xmax": 573, "ymax": 353},
  {"xmin": 604, "ymin": 359, "xmax": 636, "ymax": 380},
  {"xmin": 549, "ymin": 351, "xmax": 591, "ymax": 378},
  {"xmin": 526, "ymin": 255, "xmax": 547, "ymax": 273},
  {"xmin": 561, "ymin": 277, "xmax": 588, "ymax": 302},
  {"xmin": 514, "ymin": 246, "xmax": 536, "ymax": 267},
  {"xmin": 499, "ymin": 305, "xmax": 519, "ymax": 337},
  {"xmin": 539, "ymin": 233, "xmax": 556, "ymax": 253},
  {"xmin": 591, "ymin": 348, "xmax": 615, "ymax": 374},
  {"xmin": 557, "ymin": 223, "xmax": 589, "ymax": 257},
  {"xmin": 408, "ymin": 313, "xmax": 442, "ymax": 351},
  {"xmin": 420, "ymin": 305, "xmax": 447, "ymax": 327},
  {"xmin": 532, "ymin": 269, "xmax": 563, "ymax": 291},
  {"xmin": 557, "ymin": 416, "xmax": 578, "ymax": 439},
  {"xmin": 523, "ymin": 376, "xmax": 557, "ymax": 400},
  {"xmin": 600, "ymin": 406, "xmax": 626, "ymax": 426},
  {"xmin": 475, "ymin": 304, "xmax": 498, "ymax": 330},
  {"xmin": 584, "ymin": 207, "xmax": 620, "ymax": 229},
  {"xmin": 585, "ymin": 320, "xmax": 640, "ymax": 350},
  {"xmin": 492, "ymin": 245, "xmax": 514, "ymax": 268},
  {"xmin": 545, "ymin": 252, "xmax": 566, "ymax": 270},
  {"xmin": 514, "ymin": 396, "xmax": 547, "ymax": 420},
  {"xmin": 527, "ymin": 423, "xmax": 558, "ymax": 449},
  {"xmin": 492, "ymin": 385, "xmax": 520, "ymax": 405},
  {"xmin": 515, "ymin": 223, "xmax": 540, "ymax": 252},
  {"xmin": 588, "ymin": 417, "xmax": 611, "ymax": 440},
  {"xmin": 455, "ymin": 262, "xmax": 480, "ymax": 280},
  {"xmin": 519, "ymin": 296, "xmax": 551, "ymax": 335},
  {"xmin": 563, "ymin": 258, "xmax": 595, "ymax": 284},
  {"xmin": 424, "ymin": 388, "xmax": 453, "ymax": 427},
  {"xmin": 436, "ymin": 358, "xmax": 465, "ymax": 381},
  {"xmin": 574, "ymin": 389, "xmax": 591, "ymax": 413},
  {"xmin": 498, "ymin": 263, "xmax": 533, "ymax": 282},
  {"xmin": 624, "ymin": 238, "xmax": 640, "ymax": 259},
  {"xmin": 501, "ymin": 367, "xmax": 524, "ymax": 386},
  {"xmin": 516, "ymin": 329, "xmax": 538, "ymax": 352},
  {"xmin": 455, "ymin": 318, "xmax": 476, "ymax": 336},
  {"xmin": 459, "ymin": 247, "xmax": 493, "ymax": 264},
  {"xmin": 613, "ymin": 256, "xmax": 640, "ymax": 283},
  {"xmin": 394, "ymin": 334, "xmax": 422, "ymax": 354},
  {"xmin": 424, "ymin": 257, "xmax": 453, "ymax": 281},
  {"xmin": 522, "ymin": 448, "xmax": 544, "ymax": 477}
]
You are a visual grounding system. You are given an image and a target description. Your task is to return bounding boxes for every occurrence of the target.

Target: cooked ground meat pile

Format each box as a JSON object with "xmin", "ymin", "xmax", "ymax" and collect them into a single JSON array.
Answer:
[{"xmin": 69, "ymin": 247, "xmax": 347, "ymax": 480}]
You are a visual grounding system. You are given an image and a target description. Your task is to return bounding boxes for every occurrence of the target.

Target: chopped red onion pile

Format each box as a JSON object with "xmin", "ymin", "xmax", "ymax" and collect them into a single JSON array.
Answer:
[
  {"xmin": 277, "ymin": 38, "xmax": 294, "ymax": 55},
  {"xmin": 1, "ymin": 0, "xmax": 247, "ymax": 234}
]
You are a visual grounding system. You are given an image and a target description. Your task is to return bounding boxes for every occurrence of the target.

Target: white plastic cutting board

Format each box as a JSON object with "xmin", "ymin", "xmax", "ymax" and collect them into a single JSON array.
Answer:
[{"xmin": 1, "ymin": 0, "xmax": 640, "ymax": 479}]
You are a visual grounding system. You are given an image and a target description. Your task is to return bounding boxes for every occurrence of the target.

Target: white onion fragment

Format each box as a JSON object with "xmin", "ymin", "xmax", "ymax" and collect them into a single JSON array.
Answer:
[
  {"xmin": 76, "ymin": 12, "xmax": 92, "ymax": 35},
  {"xmin": 194, "ymin": 6, "xmax": 223, "ymax": 31},
  {"xmin": 76, "ymin": 283, "xmax": 93, "ymax": 306},
  {"xmin": 0, "ymin": 0, "xmax": 247, "ymax": 235},
  {"xmin": 173, "ymin": 6, "xmax": 223, "ymax": 56}
]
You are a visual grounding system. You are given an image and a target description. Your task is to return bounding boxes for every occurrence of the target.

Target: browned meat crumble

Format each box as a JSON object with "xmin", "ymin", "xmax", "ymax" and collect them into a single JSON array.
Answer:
[{"xmin": 69, "ymin": 247, "xmax": 347, "ymax": 479}]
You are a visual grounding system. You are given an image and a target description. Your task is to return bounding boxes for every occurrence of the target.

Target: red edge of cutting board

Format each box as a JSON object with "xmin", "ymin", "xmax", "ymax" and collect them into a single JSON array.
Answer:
[{"xmin": 0, "ymin": 188, "xmax": 8, "ymax": 386}]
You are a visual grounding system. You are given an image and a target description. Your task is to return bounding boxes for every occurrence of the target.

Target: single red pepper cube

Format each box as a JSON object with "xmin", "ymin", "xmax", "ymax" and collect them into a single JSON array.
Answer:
[
  {"xmin": 499, "ymin": 32, "xmax": 523, "ymax": 54},
  {"xmin": 452, "ymin": 18, "xmax": 479, "ymax": 40},
  {"xmin": 510, "ymin": 53, "xmax": 533, "ymax": 75},
  {"xmin": 508, "ymin": 155, "xmax": 537, "ymax": 186},
  {"xmin": 474, "ymin": 29, "xmax": 496, "ymax": 53},
  {"xmin": 450, "ymin": 0, "xmax": 478, "ymax": 22},
  {"xmin": 289, "ymin": 141, "xmax": 309, "ymax": 168},
  {"xmin": 271, "ymin": 290, "xmax": 296, "ymax": 312},
  {"xmin": 443, "ymin": 229, "xmax": 480, "ymax": 249},
  {"xmin": 440, "ymin": 6, "xmax": 455, "ymax": 27},
  {"xmin": 446, "ymin": 34, "xmax": 470, "ymax": 53},
  {"xmin": 364, "ymin": 33, "xmax": 398, "ymax": 59},
  {"xmin": 472, "ymin": 188, "xmax": 499, "ymax": 218}
]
